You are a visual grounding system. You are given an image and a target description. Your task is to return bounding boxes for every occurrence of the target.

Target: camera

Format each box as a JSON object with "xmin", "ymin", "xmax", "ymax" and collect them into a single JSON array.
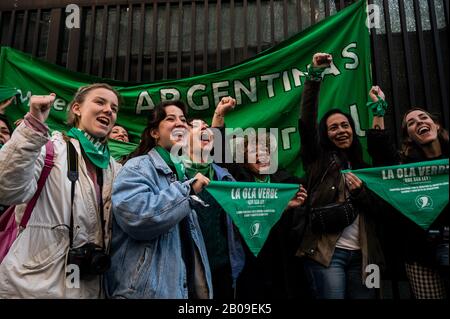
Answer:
[{"xmin": 67, "ymin": 243, "xmax": 111, "ymax": 277}]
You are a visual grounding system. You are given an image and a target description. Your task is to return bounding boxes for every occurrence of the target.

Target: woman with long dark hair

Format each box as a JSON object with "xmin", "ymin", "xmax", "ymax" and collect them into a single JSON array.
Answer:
[
  {"xmin": 295, "ymin": 53, "xmax": 384, "ymax": 299},
  {"xmin": 368, "ymin": 89, "xmax": 449, "ymax": 299},
  {"xmin": 106, "ymin": 100, "xmax": 213, "ymax": 299}
]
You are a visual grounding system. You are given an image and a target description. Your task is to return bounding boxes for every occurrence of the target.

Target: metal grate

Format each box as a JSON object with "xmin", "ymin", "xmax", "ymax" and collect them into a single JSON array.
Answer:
[{"xmin": 0, "ymin": 0, "xmax": 448, "ymax": 145}]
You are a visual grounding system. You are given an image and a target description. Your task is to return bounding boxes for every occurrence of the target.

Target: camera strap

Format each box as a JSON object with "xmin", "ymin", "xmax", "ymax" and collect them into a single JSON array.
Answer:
[
  {"xmin": 95, "ymin": 166, "xmax": 106, "ymax": 250},
  {"xmin": 66, "ymin": 141, "xmax": 78, "ymax": 249},
  {"xmin": 66, "ymin": 140, "xmax": 107, "ymax": 250}
]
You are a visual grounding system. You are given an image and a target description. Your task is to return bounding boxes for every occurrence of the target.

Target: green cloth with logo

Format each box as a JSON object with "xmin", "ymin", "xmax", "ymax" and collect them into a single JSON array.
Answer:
[
  {"xmin": 343, "ymin": 159, "xmax": 449, "ymax": 230},
  {"xmin": 206, "ymin": 180, "xmax": 299, "ymax": 256}
]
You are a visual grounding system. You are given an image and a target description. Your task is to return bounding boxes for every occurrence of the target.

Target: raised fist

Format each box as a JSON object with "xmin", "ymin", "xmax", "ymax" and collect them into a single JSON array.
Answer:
[
  {"xmin": 215, "ymin": 96, "xmax": 236, "ymax": 117},
  {"xmin": 29, "ymin": 93, "xmax": 56, "ymax": 123},
  {"xmin": 369, "ymin": 86, "xmax": 385, "ymax": 102},
  {"xmin": 312, "ymin": 52, "xmax": 332, "ymax": 68}
]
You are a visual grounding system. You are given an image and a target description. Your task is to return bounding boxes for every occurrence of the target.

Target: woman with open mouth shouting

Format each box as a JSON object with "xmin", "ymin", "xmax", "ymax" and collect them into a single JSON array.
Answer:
[
  {"xmin": 368, "ymin": 87, "xmax": 449, "ymax": 299},
  {"xmin": 106, "ymin": 100, "xmax": 213, "ymax": 299},
  {"xmin": 180, "ymin": 96, "xmax": 248, "ymax": 299},
  {"xmin": 0, "ymin": 83, "xmax": 122, "ymax": 298}
]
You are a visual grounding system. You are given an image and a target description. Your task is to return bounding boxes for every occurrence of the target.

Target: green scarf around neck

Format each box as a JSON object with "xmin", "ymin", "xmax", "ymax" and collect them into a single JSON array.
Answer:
[
  {"xmin": 66, "ymin": 127, "xmax": 110, "ymax": 169},
  {"xmin": 182, "ymin": 156, "xmax": 215, "ymax": 180},
  {"xmin": 155, "ymin": 145, "xmax": 185, "ymax": 181}
]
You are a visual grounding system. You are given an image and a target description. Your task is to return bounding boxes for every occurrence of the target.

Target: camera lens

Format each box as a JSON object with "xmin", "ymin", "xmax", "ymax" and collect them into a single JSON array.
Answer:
[{"xmin": 90, "ymin": 252, "xmax": 111, "ymax": 274}]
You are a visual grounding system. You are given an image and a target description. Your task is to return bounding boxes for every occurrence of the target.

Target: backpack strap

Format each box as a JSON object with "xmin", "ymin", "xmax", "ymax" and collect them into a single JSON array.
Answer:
[
  {"xmin": 19, "ymin": 141, "xmax": 55, "ymax": 229},
  {"xmin": 66, "ymin": 140, "xmax": 79, "ymax": 248}
]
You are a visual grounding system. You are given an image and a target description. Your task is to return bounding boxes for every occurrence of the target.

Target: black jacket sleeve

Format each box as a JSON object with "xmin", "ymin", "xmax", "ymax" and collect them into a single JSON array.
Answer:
[
  {"xmin": 298, "ymin": 80, "xmax": 322, "ymax": 169},
  {"xmin": 367, "ymin": 129, "xmax": 400, "ymax": 167}
]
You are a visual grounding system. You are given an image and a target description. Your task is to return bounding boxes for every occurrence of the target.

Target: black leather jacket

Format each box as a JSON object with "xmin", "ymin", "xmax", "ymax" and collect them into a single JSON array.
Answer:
[{"xmin": 295, "ymin": 80, "xmax": 385, "ymax": 275}]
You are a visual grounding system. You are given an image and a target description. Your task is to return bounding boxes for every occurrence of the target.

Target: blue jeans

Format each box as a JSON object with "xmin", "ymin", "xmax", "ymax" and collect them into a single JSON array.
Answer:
[{"xmin": 303, "ymin": 248, "xmax": 376, "ymax": 299}]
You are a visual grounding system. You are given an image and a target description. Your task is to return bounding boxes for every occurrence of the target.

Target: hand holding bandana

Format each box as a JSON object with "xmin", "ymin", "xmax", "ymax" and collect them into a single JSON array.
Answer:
[{"xmin": 343, "ymin": 159, "xmax": 449, "ymax": 230}]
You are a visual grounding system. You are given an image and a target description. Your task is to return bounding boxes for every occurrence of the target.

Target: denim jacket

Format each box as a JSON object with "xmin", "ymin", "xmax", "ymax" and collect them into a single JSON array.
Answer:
[{"xmin": 105, "ymin": 149, "xmax": 212, "ymax": 299}]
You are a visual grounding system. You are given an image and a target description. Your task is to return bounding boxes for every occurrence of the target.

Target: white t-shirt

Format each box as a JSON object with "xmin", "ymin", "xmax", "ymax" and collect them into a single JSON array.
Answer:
[{"xmin": 335, "ymin": 215, "xmax": 360, "ymax": 250}]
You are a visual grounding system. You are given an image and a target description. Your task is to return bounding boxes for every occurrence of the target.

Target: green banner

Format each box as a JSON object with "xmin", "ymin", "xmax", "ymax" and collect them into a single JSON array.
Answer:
[
  {"xmin": 0, "ymin": 85, "xmax": 20, "ymax": 102},
  {"xmin": 206, "ymin": 180, "xmax": 299, "ymax": 256},
  {"xmin": 344, "ymin": 159, "xmax": 449, "ymax": 230},
  {"xmin": 0, "ymin": 1, "xmax": 372, "ymax": 175}
]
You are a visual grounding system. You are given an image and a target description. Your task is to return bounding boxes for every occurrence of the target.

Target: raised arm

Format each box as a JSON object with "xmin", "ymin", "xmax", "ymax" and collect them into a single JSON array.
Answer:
[
  {"xmin": 298, "ymin": 53, "xmax": 332, "ymax": 167},
  {"xmin": 369, "ymin": 86, "xmax": 385, "ymax": 130},
  {"xmin": 0, "ymin": 94, "xmax": 55, "ymax": 205},
  {"xmin": 211, "ymin": 96, "xmax": 236, "ymax": 128},
  {"xmin": 366, "ymin": 86, "xmax": 399, "ymax": 166},
  {"xmin": 211, "ymin": 96, "xmax": 236, "ymax": 166}
]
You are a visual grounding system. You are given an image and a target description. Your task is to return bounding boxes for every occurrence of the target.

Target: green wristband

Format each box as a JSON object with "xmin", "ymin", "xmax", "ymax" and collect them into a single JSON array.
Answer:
[
  {"xmin": 367, "ymin": 96, "xmax": 388, "ymax": 117},
  {"xmin": 307, "ymin": 65, "xmax": 326, "ymax": 82}
]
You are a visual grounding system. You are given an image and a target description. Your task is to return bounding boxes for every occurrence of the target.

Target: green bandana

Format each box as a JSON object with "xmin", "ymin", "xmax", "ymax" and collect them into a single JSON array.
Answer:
[
  {"xmin": 343, "ymin": 159, "xmax": 449, "ymax": 230},
  {"xmin": 154, "ymin": 145, "xmax": 185, "ymax": 181},
  {"xmin": 66, "ymin": 127, "xmax": 111, "ymax": 169},
  {"xmin": 254, "ymin": 175, "xmax": 270, "ymax": 183},
  {"xmin": 108, "ymin": 138, "xmax": 138, "ymax": 161},
  {"xmin": 182, "ymin": 156, "xmax": 215, "ymax": 180},
  {"xmin": 366, "ymin": 96, "xmax": 388, "ymax": 117},
  {"xmin": 306, "ymin": 65, "xmax": 326, "ymax": 82},
  {"xmin": 206, "ymin": 180, "xmax": 299, "ymax": 256}
]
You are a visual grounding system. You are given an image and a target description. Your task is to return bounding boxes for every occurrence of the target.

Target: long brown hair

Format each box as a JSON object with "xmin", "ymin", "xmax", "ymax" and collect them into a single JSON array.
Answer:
[
  {"xmin": 400, "ymin": 107, "xmax": 449, "ymax": 160},
  {"xmin": 123, "ymin": 100, "xmax": 188, "ymax": 163}
]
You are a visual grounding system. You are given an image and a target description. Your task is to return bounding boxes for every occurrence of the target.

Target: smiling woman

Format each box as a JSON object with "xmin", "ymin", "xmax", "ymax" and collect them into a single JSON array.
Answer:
[
  {"xmin": 367, "ymin": 89, "xmax": 449, "ymax": 300},
  {"xmin": 401, "ymin": 108, "xmax": 449, "ymax": 161},
  {"xmin": 108, "ymin": 125, "xmax": 129, "ymax": 143},
  {"xmin": 106, "ymin": 100, "xmax": 213, "ymax": 299},
  {"xmin": 67, "ymin": 84, "xmax": 119, "ymax": 139},
  {"xmin": 0, "ymin": 83, "xmax": 122, "ymax": 298},
  {"xmin": 296, "ymin": 53, "xmax": 384, "ymax": 300}
]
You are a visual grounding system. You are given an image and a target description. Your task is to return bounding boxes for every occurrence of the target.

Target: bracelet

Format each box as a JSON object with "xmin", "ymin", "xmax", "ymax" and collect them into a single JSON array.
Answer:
[{"xmin": 214, "ymin": 111, "xmax": 224, "ymax": 117}]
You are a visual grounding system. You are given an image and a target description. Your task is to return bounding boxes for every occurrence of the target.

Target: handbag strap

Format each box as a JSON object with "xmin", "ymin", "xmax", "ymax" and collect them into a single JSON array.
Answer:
[{"xmin": 19, "ymin": 141, "xmax": 55, "ymax": 229}]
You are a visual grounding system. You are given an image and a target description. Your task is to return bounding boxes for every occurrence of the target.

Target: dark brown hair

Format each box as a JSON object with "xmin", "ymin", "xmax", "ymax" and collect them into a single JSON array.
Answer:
[
  {"xmin": 400, "ymin": 107, "xmax": 449, "ymax": 159},
  {"xmin": 123, "ymin": 100, "xmax": 188, "ymax": 162}
]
